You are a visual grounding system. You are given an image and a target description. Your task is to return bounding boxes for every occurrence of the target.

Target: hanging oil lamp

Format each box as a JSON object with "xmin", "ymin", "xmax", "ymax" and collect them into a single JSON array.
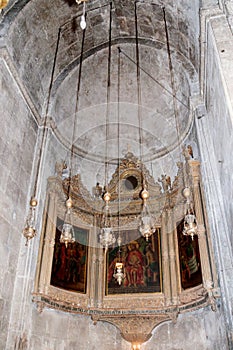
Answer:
[
  {"xmin": 23, "ymin": 197, "xmax": 38, "ymax": 246},
  {"xmin": 182, "ymin": 187, "xmax": 198, "ymax": 240},
  {"xmin": 139, "ymin": 188, "xmax": 156, "ymax": 241},
  {"xmin": 113, "ymin": 236, "xmax": 125, "ymax": 285},
  {"xmin": 60, "ymin": 197, "xmax": 75, "ymax": 248},
  {"xmin": 99, "ymin": 192, "xmax": 116, "ymax": 250}
]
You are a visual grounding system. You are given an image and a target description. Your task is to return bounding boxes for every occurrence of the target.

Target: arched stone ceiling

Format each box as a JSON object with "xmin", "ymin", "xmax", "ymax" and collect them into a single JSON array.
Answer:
[
  {"xmin": 52, "ymin": 41, "xmax": 193, "ymax": 162},
  {"xmin": 1, "ymin": 0, "xmax": 200, "ymax": 161}
]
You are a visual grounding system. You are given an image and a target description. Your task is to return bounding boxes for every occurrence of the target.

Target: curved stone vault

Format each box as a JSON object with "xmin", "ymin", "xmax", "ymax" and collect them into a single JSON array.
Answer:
[{"xmin": 1, "ymin": 0, "xmax": 200, "ymax": 165}]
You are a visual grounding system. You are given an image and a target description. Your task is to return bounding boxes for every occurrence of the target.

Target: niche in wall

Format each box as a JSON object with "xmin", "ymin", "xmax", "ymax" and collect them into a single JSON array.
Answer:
[{"xmin": 33, "ymin": 151, "xmax": 217, "ymax": 344}]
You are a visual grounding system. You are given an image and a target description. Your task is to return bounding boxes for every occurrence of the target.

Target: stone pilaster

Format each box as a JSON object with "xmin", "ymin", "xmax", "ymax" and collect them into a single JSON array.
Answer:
[
  {"xmin": 88, "ymin": 216, "xmax": 97, "ymax": 307},
  {"xmin": 38, "ymin": 190, "xmax": 57, "ymax": 294},
  {"xmin": 189, "ymin": 160, "xmax": 213, "ymax": 289},
  {"xmin": 161, "ymin": 211, "xmax": 171, "ymax": 306},
  {"xmin": 167, "ymin": 209, "xmax": 179, "ymax": 305}
]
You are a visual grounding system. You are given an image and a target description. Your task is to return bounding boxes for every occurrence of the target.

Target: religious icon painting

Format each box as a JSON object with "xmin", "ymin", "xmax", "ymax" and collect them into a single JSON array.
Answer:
[
  {"xmin": 50, "ymin": 217, "xmax": 88, "ymax": 294},
  {"xmin": 106, "ymin": 228, "xmax": 162, "ymax": 295},
  {"xmin": 177, "ymin": 220, "xmax": 202, "ymax": 289}
]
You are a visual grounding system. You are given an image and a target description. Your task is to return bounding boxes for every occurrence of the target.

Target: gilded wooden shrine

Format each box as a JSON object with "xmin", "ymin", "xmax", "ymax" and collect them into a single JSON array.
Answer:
[{"xmin": 33, "ymin": 149, "xmax": 218, "ymax": 346}]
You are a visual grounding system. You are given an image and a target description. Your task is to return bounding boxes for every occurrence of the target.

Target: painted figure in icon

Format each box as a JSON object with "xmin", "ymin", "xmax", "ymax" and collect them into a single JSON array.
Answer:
[
  {"xmin": 124, "ymin": 241, "xmax": 145, "ymax": 287},
  {"xmin": 51, "ymin": 220, "xmax": 88, "ymax": 293},
  {"xmin": 145, "ymin": 243, "xmax": 158, "ymax": 283},
  {"xmin": 178, "ymin": 220, "xmax": 202, "ymax": 289},
  {"xmin": 107, "ymin": 229, "xmax": 161, "ymax": 294}
]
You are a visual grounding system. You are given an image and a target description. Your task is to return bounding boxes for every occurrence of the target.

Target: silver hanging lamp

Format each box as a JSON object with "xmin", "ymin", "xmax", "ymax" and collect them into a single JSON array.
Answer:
[
  {"xmin": 139, "ymin": 188, "xmax": 156, "ymax": 241},
  {"xmin": 182, "ymin": 187, "xmax": 198, "ymax": 240},
  {"xmin": 23, "ymin": 28, "xmax": 62, "ymax": 246},
  {"xmin": 163, "ymin": 7, "xmax": 198, "ymax": 241},
  {"xmin": 134, "ymin": 3, "xmax": 156, "ymax": 241},
  {"xmin": 79, "ymin": 1, "xmax": 87, "ymax": 30},
  {"xmin": 99, "ymin": 192, "xmax": 115, "ymax": 250},
  {"xmin": 60, "ymin": 13, "xmax": 86, "ymax": 247},
  {"xmin": 23, "ymin": 198, "xmax": 38, "ymax": 246},
  {"xmin": 99, "ymin": 2, "xmax": 116, "ymax": 251},
  {"xmin": 113, "ymin": 50, "xmax": 125, "ymax": 285},
  {"xmin": 60, "ymin": 198, "xmax": 75, "ymax": 248}
]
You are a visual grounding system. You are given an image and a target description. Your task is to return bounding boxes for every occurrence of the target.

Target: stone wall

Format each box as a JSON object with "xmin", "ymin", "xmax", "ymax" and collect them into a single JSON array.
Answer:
[
  {"xmin": 0, "ymin": 51, "xmax": 38, "ymax": 348},
  {"xmin": 146, "ymin": 306, "xmax": 227, "ymax": 350},
  {"xmin": 11, "ymin": 304, "xmax": 228, "ymax": 350},
  {"xmin": 205, "ymin": 15, "xmax": 233, "ymax": 247},
  {"xmin": 195, "ymin": 11, "xmax": 233, "ymax": 348}
]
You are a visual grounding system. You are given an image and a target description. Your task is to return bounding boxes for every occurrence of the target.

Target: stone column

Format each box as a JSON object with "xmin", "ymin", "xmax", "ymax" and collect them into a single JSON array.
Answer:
[
  {"xmin": 161, "ymin": 211, "xmax": 171, "ymax": 306},
  {"xmin": 89, "ymin": 214, "xmax": 99, "ymax": 307},
  {"xmin": 189, "ymin": 160, "xmax": 213, "ymax": 289},
  {"xmin": 97, "ymin": 253, "xmax": 105, "ymax": 307},
  {"xmin": 173, "ymin": 222, "xmax": 182, "ymax": 295},
  {"xmin": 94, "ymin": 214, "xmax": 104, "ymax": 308},
  {"xmin": 167, "ymin": 209, "xmax": 178, "ymax": 305}
]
